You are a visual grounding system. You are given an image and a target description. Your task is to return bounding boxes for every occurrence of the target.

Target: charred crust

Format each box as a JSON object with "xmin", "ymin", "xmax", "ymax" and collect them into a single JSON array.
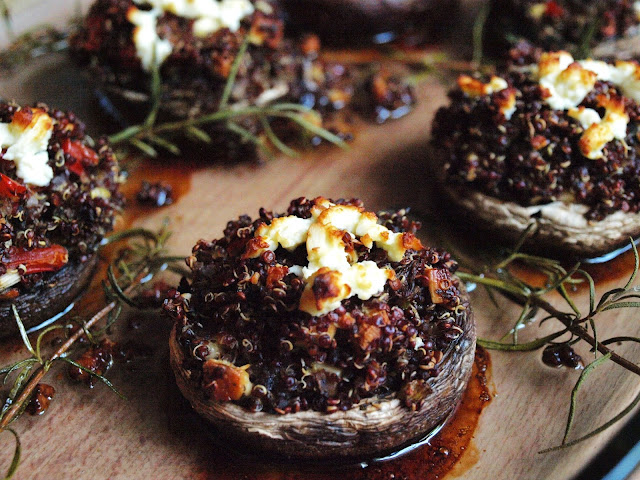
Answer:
[{"xmin": 0, "ymin": 255, "xmax": 99, "ymax": 336}]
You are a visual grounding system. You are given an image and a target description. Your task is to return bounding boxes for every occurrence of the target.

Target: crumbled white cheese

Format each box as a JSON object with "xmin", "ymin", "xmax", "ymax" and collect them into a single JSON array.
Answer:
[
  {"xmin": 568, "ymin": 107, "xmax": 601, "ymax": 130},
  {"xmin": 458, "ymin": 75, "xmax": 508, "ymax": 97},
  {"xmin": 256, "ymin": 216, "xmax": 313, "ymax": 252},
  {"xmin": 458, "ymin": 75, "xmax": 515, "ymax": 119},
  {"xmin": 569, "ymin": 98, "xmax": 629, "ymax": 159},
  {"xmin": 128, "ymin": 0, "xmax": 255, "ymax": 70},
  {"xmin": 537, "ymin": 52, "xmax": 596, "ymax": 110},
  {"xmin": 245, "ymin": 199, "xmax": 422, "ymax": 316},
  {"xmin": 127, "ymin": 7, "xmax": 173, "ymax": 71},
  {"xmin": 531, "ymin": 52, "xmax": 640, "ymax": 158},
  {"xmin": 612, "ymin": 61, "xmax": 640, "ymax": 104},
  {"xmin": 0, "ymin": 109, "xmax": 54, "ymax": 187}
]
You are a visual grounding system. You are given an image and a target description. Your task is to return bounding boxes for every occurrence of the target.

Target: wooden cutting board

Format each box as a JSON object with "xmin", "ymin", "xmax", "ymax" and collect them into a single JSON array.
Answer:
[{"xmin": 1, "ymin": 2, "xmax": 640, "ymax": 479}]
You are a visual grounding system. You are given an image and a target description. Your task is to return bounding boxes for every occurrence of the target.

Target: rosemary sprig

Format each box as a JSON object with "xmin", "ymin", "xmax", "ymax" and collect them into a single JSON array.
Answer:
[
  {"xmin": 458, "ymin": 235, "xmax": 640, "ymax": 451},
  {"xmin": 472, "ymin": 1, "xmax": 491, "ymax": 66},
  {"xmin": 0, "ymin": 225, "xmax": 180, "ymax": 478},
  {"xmin": 108, "ymin": 34, "xmax": 347, "ymax": 158},
  {"xmin": 0, "ymin": 0, "xmax": 13, "ymax": 42}
]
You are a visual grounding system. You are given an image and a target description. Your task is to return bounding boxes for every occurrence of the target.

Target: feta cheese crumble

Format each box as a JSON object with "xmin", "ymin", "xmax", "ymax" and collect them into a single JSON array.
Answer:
[{"xmin": 0, "ymin": 108, "xmax": 54, "ymax": 187}]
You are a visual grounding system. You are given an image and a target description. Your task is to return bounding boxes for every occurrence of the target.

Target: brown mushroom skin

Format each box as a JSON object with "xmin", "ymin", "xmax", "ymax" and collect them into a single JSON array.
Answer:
[
  {"xmin": 0, "ymin": 255, "xmax": 98, "ymax": 337},
  {"xmin": 169, "ymin": 281, "xmax": 475, "ymax": 461},
  {"xmin": 443, "ymin": 185, "xmax": 640, "ymax": 259}
]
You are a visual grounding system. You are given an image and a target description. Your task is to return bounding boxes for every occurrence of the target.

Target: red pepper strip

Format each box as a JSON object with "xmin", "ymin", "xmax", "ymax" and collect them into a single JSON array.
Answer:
[
  {"xmin": 5, "ymin": 245, "xmax": 69, "ymax": 274},
  {"xmin": 62, "ymin": 138, "xmax": 99, "ymax": 176},
  {"xmin": 0, "ymin": 173, "xmax": 27, "ymax": 199}
]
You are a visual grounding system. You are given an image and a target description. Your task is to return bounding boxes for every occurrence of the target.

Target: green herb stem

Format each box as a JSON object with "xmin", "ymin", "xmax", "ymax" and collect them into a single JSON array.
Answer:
[
  {"xmin": 0, "ymin": 267, "xmax": 147, "ymax": 431},
  {"xmin": 459, "ymin": 272, "xmax": 640, "ymax": 377}
]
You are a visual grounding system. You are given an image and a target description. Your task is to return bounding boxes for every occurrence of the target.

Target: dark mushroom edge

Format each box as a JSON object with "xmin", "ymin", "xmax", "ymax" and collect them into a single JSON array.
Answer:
[
  {"xmin": 432, "ymin": 50, "xmax": 640, "ymax": 257},
  {"xmin": 165, "ymin": 197, "xmax": 476, "ymax": 460},
  {"xmin": 0, "ymin": 102, "xmax": 123, "ymax": 333}
]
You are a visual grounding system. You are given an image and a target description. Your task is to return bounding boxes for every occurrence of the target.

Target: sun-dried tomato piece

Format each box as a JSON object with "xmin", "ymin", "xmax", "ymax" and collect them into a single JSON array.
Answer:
[
  {"xmin": 62, "ymin": 138, "xmax": 99, "ymax": 176},
  {"xmin": 0, "ymin": 173, "xmax": 27, "ymax": 199},
  {"xmin": 5, "ymin": 245, "xmax": 68, "ymax": 274}
]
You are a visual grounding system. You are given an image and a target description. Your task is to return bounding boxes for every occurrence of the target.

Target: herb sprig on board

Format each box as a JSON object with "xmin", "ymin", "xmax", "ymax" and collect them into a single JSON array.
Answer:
[{"xmin": 458, "ymin": 229, "xmax": 640, "ymax": 452}]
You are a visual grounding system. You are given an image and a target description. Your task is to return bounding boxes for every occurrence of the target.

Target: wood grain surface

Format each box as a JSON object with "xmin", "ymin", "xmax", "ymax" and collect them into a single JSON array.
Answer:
[{"xmin": 1, "ymin": 2, "xmax": 640, "ymax": 479}]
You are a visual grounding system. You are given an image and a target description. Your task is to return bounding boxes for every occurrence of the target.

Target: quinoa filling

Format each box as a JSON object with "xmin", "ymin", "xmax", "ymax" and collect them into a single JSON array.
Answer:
[{"xmin": 70, "ymin": 0, "xmax": 352, "ymax": 119}]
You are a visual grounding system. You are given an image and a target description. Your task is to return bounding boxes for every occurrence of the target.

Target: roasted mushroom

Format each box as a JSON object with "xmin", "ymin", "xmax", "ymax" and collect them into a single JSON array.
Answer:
[
  {"xmin": 165, "ymin": 197, "xmax": 475, "ymax": 460},
  {"xmin": 485, "ymin": 0, "xmax": 640, "ymax": 60},
  {"xmin": 432, "ymin": 51, "xmax": 640, "ymax": 258},
  {"xmin": 0, "ymin": 102, "xmax": 123, "ymax": 335}
]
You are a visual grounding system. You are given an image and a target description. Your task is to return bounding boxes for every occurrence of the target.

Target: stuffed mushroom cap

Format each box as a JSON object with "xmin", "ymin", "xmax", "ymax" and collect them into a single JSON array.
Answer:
[
  {"xmin": 432, "ymin": 50, "xmax": 640, "ymax": 257},
  {"xmin": 0, "ymin": 102, "xmax": 123, "ymax": 334},
  {"xmin": 165, "ymin": 196, "xmax": 475, "ymax": 460}
]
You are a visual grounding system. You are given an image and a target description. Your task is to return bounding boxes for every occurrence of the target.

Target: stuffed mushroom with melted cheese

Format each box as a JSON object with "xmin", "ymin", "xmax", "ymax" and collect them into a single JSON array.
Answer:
[
  {"xmin": 165, "ymin": 197, "xmax": 475, "ymax": 460},
  {"xmin": 432, "ymin": 51, "xmax": 640, "ymax": 258},
  {"xmin": 0, "ymin": 102, "xmax": 123, "ymax": 335}
]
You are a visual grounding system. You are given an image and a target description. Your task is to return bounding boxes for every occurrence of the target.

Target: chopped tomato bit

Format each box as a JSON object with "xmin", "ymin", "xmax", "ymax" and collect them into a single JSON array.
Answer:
[
  {"xmin": 62, "ymin": 138, "xmax": 99, "ymax": 176},
  {"xmin": 0, "ymin": 173, "xmax": 27, "ymax": 198},
  {"xmin": 5, "ymin": 245, "xmax": 69, "ymax": 274}
]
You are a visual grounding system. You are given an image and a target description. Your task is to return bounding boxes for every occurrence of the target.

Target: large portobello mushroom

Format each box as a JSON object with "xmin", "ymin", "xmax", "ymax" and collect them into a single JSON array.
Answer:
[
  {"xmin": 432, "ymin": 50, "xmax": 640, "ymax": 258},
  {"xmin": 165, "ymin": 197, "xmax": 475, "ymax": 460},
  {"xmin": 0, "ymin": 102, "xmax": 122, "ymax": 335}
]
